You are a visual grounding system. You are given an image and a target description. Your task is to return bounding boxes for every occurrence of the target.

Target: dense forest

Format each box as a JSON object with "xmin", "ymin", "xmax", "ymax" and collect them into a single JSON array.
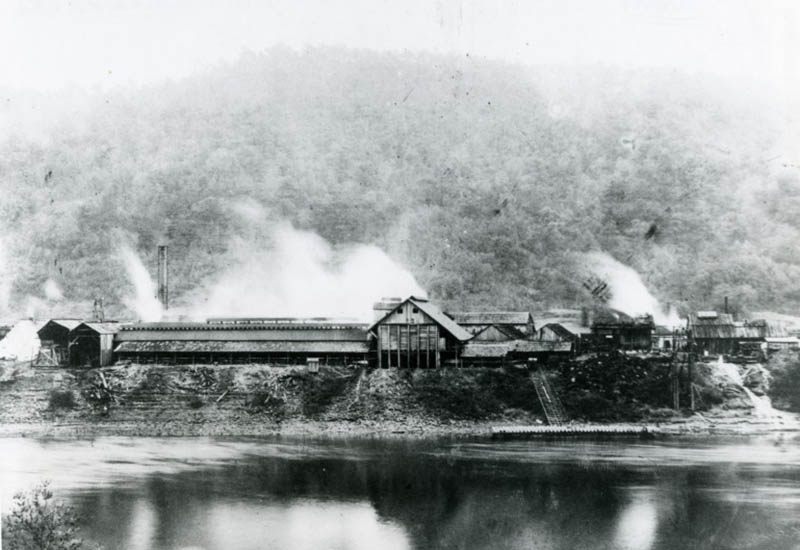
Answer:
[{"xmin": 1, "ymin": 48, "xmax": 798, "ymax": 320}]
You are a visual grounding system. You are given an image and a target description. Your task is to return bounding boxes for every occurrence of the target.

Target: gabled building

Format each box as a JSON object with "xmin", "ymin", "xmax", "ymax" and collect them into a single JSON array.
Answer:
[
  {"xmin": 70, "ymin": 322, "xmax": 121, "ymax": 367},
  {"xmin": 36, "ymin": 319, "xmax": 82, "ymax": 366},
  {"xmin": 590, "ymin": 308, "xmax": 654, "ymax": 351},
  {"xmin": 369, "ymin": 297, "xmax": 472, "ymax": 368},
  {"xmin": 447, "ymin": 311, "xmax": 535, "ymax": 338},
  {"xmin": 688, "ymin": 311, "xmax": 787, "ymax": 356}
]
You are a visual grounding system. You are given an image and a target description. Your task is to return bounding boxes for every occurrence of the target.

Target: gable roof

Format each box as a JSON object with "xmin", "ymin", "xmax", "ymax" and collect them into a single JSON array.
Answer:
[
  {"xmin": 448, "ymin": 312, "xmax": 532, "ymax": 326},
  {"xmin": 369, "ymin": 297, "xmax": 473, "ymax": 342},
  {"xmin": 470, "ymin": 323, "xmax": 527, "ymax": 341},
  {"xmin": 540, "ymin": 322, "xmax": 592, "ymax": 337},
  {"xmin": 38, "ymin": 319, "xmax": 82, "ymax": 335}
]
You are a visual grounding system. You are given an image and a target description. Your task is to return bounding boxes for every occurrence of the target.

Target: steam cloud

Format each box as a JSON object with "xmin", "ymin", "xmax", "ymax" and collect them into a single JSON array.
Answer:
[
  {"xmin": 585, "ymin": 252, "xmax": 683, "ymax": 328},
  {"xmin": 188, "ymin": 221, "xmax": 426, "ymax": 322},
  {"xmin": 43, "ymin": 279, "xmax": 63, "ymax": 301},
  {"xmin": 120, "ymin": 245, "xmax": 164, "ymax": 322},
  {"xmin": 118, "ymin": 209, "xmax": 426, "ymax": 323}
]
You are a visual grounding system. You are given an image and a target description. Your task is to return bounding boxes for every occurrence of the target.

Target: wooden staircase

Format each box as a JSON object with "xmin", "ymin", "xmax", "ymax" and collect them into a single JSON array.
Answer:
[{"xmin": 531, "ymin": 369, "xmax": 567, "ymax": 425}]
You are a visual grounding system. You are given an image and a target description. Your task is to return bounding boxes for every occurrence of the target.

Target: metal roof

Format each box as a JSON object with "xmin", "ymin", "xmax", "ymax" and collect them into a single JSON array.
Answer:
[
  {"xmin": 116, "ymin": 325, "xmax": 368, "ymax": 342},
  {"xmin": 461, "ymin": 339, "xmax": 571, "ymax": 358},
  {"xmin": 74, "ymin": 322, "xmax": 121, "ymax": 335},
  {"xmin": 470, "ymin": 324, "xmax": 527, "ymax": 341},
  {"xmin": 37, "ymin": 319, "xmax": 82, "ymax": 335},
  {"xmin": 447, "ymin": 312, "xmax": 532, "ymax": 325},
  {"xmin": 368, "ymin": 297, "xmax": 473, "ymax": 342},
  {"xmin": 115, "ymin": 340, "xmax": 369, "ymax": 354},
  {"xmin": 540, "ymin": 322, "xmax": 592, "ymax": 337}
]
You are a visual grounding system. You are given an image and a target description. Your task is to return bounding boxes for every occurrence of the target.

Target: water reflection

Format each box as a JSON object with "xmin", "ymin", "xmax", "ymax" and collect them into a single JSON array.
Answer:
[{"xmin": 1, "ymin": 436, "xmax": 799, "ymax": 550}]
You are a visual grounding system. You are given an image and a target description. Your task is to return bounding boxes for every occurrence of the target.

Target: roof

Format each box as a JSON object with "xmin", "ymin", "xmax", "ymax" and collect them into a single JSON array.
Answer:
[
  {"xmin": 540, "ymin": 322, "xmax": 592, "ymax": 337},
  {"xmin": 461, "ymin": 339, "xmax": 571, "ymax": 358},
  {"xmin": 688, "ymin": 316, "xmax": 787, "ymax": 340},
  {"xmin": 470, "ymin": 324, "xmax": 527, "ymax": 341},
  {"xmin": 37, "ymin": 319, "xmax": 82, "ymax": 335},
  {"xmin": 115, "ymin": 340, "xmax": 369, "ymax": 354},
  {"xmin": 116, "ymin": 323, "xmax": 368, "ymax": 342},
  {"xmin": 765, "ymin": 337, "xmax": 800, "ymax": 344},
  {"xmin": 460, "ymin": 342, "xmax": 516, "ymax": 358},
  {"xmin": 514, "ymin": 341, "xmax": 573, "ymax": 353},
  {"xmin": 688, "ymin": 312, "xmax": 734, "ymax": 326},
  {"xmin": 369, "ymin": 297, "xmax": 473, "ymax": 342},
  {"xmin": 447, "ymin": 312, "xmax": 532, "ymax": 326},
  {"xmin": 74, "ymin": 322, "xmax": 121, "ymax": 335}
]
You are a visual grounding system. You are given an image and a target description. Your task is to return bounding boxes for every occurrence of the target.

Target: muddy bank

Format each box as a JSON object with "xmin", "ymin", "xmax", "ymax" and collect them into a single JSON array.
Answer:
[{"xmin": 0, "ymin": 361, "xmax": 797, "ymax": 439}]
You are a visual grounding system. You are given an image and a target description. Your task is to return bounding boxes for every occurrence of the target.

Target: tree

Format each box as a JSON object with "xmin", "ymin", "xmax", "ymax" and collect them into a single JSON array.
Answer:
[{"xmin": 1, "ymin": 482, "xmax": 100, "ymax": 550}]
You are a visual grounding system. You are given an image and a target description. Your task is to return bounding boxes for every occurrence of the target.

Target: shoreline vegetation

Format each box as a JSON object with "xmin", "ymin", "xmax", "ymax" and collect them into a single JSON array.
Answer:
[{"xmin": 1, "ymin": 357, "xmax": 799, "ymax": 440}]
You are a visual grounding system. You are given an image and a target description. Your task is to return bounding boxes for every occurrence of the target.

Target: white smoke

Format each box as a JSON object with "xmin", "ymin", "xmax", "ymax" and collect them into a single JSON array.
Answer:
[
  {"xmin": 0, "ymin": 237, "xmax": 11, "ymax": 317},
  {"xmin": 0, "ymin": 320, "xmax": 40, "ymax": 362},
  {"xmin": 43, "ymin": 278, "xmax": 63, "ymax": 301},
  {"xmin": 119, "ymin": 245, "xmax": 163, "ymax": 322},
  {"xmin": 188, "ymin": 221, "xmax": 425, "ymax": 321},
  {"xmin": 585, "ymin": 252, "xmax": 683, "ymax": 328}
]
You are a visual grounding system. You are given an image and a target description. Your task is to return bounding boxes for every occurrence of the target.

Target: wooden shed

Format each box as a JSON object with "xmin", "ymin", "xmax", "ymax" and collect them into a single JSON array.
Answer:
[
  {"xmin": 69, "ymin": 322, "xmax": 120, "ymax": 367},
  {"xmin": 36, "ymin": 319, "xmax": 82, "ymax": 366},
  {"xmin": 369, "ymin": 296, "xmax": 472, "ymax": 368}
]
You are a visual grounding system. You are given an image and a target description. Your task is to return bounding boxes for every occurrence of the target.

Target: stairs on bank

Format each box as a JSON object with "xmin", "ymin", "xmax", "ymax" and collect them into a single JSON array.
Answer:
[{"xmin": 531, "ymin": 369, "xmax": 567, "ymax": 425}]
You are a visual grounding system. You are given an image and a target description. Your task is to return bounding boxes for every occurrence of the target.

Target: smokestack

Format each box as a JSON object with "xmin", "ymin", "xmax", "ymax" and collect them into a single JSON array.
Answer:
[
  {"xmin": 157, "ymin": 245, "xmax": 168, "ymax": 310},
  {"xmin": 724, "ymin": 296, "xmax": 729, "ymax": 315}
]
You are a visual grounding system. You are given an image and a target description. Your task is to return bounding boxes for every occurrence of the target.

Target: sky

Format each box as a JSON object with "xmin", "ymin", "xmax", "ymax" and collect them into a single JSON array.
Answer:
[{"xmin": 0, "ymin": 0, "xmax": 797, "ymax": 101}]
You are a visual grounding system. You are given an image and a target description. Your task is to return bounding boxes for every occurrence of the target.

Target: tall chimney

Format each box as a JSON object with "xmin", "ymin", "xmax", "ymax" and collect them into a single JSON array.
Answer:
[
  {"xmin": 724, "ymin": 296, "xmax": 729, "ymax": 315},
  {"xmin": 157, "ymin": 245, "xmax": 169, "ymax": 310}
]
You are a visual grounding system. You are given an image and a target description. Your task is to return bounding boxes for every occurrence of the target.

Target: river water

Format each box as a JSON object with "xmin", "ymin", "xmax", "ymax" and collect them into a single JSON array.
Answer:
[{"xmin": 1, "ymin": 435, "xmax": 800, "ymax": 550}]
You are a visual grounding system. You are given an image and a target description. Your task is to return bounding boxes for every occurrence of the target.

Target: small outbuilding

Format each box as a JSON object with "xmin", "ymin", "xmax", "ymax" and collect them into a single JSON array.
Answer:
[
  {"xmin": 69, "ymin": 322, "xmax": 120, "ymax": 367},
  {"xmin": 36, "ymin": 319, "xmax": 82, "ymax": 366}
]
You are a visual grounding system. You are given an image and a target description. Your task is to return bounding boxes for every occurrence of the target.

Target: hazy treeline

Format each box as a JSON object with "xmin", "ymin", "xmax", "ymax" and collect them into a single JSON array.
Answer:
[{"xmin": 1, "ymin": 47, "xmax": 798, "ymax": 319}]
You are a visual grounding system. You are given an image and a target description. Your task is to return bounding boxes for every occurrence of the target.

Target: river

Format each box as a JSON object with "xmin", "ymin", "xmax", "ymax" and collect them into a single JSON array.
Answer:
[{"xmin": 1, "ymin": 435, "xmax": 799, "ymax": 550}]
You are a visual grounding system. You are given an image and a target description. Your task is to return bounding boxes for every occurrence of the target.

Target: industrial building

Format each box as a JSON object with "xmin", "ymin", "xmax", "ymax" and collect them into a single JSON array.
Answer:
[{"xmin": 114, "ymin": 320, "xmax": 370, "ymax": 365}]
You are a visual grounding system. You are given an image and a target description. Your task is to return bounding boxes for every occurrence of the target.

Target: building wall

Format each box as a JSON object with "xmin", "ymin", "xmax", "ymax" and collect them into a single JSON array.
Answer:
[{"xmin": 375, "ymin": 306, "xmax": 449, "ymax": 368}]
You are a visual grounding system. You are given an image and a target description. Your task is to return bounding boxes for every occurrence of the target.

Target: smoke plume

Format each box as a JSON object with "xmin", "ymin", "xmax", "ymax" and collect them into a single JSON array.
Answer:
[
  {"xmin": 120, "ymin": 245, "xmax": 164, "ymax": 322},
  {"xmin": 585, "ymin": 252, "xmax": 683, "ymax": 328},
  {"xmin": 43, "ymin": 278, "xmax": 63, "ymax": 301},
  {"xmin": 187, "ymin": 219, "xmax": 425, "ymax": 322}
]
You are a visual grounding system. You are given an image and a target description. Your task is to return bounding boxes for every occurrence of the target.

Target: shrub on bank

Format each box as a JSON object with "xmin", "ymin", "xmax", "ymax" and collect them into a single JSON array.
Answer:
[
  {"xmin": 48, "ymin": 390, "xmax": 77, "ymax": 411},
  {"xmin": 766, "ymin": 351, "xmax": 800, "ymax": 411},
  {"xmin": 412, "ymin": 367, "xmax": 542, "ymax": 419},
  {"xmin": 2, "ymin": 481, "xmax": 101, "ymax": 550}
]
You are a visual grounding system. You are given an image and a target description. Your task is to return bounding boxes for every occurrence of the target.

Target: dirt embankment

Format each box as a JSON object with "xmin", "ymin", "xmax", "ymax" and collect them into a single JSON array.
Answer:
[
  {"xmin": 0, "ymin": 363, "xmax": 546, "ymax": 437},
  {"xmin": 0, "ymin": 357, "xmax": 797, "ymax": 438}
]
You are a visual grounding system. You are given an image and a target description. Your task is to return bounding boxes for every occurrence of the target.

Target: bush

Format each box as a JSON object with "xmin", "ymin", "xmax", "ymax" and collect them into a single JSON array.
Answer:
[
  {"xmin": 766, "ymin": 351, "xmax": 800, "ymax": 411},
  {"xmin": 48, "ymin": 390, "xmax": 76, "ymax": 411},
  {"xmin": 187, "ymin": 395, "xmax": 205, "ymax": 409},
  {"xmin": 1, "ymin": 481, "xmax": 101, "ymax": 550}
]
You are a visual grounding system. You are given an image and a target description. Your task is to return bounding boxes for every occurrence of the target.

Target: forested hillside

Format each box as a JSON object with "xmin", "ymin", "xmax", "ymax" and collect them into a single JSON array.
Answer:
[{"xmin": 1, "ymin": 48, "xmax": 798, "ymax": 320}]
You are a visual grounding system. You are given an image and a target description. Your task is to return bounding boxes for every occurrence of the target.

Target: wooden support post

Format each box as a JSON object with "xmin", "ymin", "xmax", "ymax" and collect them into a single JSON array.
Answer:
[
  {"xmin": 396, "ymin": 325, "xmax": 401, "ymax": 368},
  {"xmin": 688, "ymin": 353, "xmax": 695, "ymax": 411},
  {"xmin": 377, "ymin": 326, "xmax": 383, "ymax": 369},
  {"xmin": 435, "ymin": 327, "xmax": 441, "ymax": 368},
  {"xmin": 385, "ymin": 325, "xmax": 392, "ymax": 368},
  {"xmin": 416, "ymin": 325, "xmax": 421, "ymax": 369},
  {"xmin": 406, "ymin": 324, "xmax": 411, "ymax": 369}
]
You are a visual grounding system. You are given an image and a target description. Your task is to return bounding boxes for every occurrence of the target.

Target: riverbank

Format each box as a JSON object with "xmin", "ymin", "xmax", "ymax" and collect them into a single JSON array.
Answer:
[
  {"xmin": 0, "ymin": 362, "xmax": 798, "ymax": 439},
  {"xmin": 0, "ymin": 364, "xmax": 800, "ymax": 437}
]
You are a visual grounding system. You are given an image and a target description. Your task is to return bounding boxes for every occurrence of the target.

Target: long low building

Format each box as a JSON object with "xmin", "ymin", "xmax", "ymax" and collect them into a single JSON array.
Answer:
[{"xmin": 114, "ymin": 321, "xmax": 370, "ymax": 365}]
